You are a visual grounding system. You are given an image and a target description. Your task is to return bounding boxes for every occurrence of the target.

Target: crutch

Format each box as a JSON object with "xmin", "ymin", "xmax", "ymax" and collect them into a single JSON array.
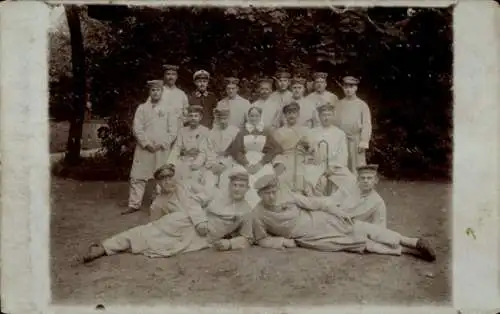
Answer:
[
  {"xmin": 317, "ymin": 139, "xmax": 333, "ymax": 196},
  {"xmin": 293, "ymin": 142, "xmax": 301, "ymax": 191},
  {"xmin": 293, "ymin": 138, "xmax": 312, "ymax": 191},
  {"xmin": 317, "ymin": 139, "xmax": 330, "ymax": 172},
  {"xmin": 216, "ymin": 160, "xmax": 222, "ymax": 188}
]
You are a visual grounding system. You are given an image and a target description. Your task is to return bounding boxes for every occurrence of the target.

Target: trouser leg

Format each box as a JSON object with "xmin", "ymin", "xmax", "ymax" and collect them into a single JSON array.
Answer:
[
  {"xmin": 364, "ymin": 239, "xmax": 402, "ymax": 255},
  {"xmin": 357, "ymin": 149, "xmax": 367, "ymax": 167},
  {"xmin": 128, "ymin": 178, "xmax": 147, "ymax": 209},
  {"xmin": 101, "ymin": 232, "xmax": 132, "ymax": 255},
  {"xmin": 354, "ymin": 220, "xmax": 402, "ymax": 250}
]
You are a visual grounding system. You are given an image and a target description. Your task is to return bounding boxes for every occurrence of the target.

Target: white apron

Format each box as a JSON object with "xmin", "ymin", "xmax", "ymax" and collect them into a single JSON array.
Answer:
[{"xmin": 243, "ymin": 134, "xmax": 276, "ymax": 208}]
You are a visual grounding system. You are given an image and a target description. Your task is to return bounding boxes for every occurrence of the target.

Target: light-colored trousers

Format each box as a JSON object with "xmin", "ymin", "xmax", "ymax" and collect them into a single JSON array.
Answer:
[
  {"xmin": 128, "ymin": 178, "xmax": 159, "ymax": 210},
  {"xmin": 353, "ymin": 220, "xmax": 402, "ymax": 255},
  {"xmin": 346, "ymin": 136, "xmax": 367, "ymax": 175}
]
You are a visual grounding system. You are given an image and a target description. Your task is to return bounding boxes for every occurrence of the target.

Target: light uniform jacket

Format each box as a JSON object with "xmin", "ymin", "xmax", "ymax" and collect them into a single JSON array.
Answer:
[
  {"xmin": 208, "ymin": 124, "xmax": 240, "ymax": 190},
  {"xmin": 344, "ymin": 190, "xmax": 387, "ymax": 228},
  {"xmin": 272, "ymin": 124, "xmax": 313, "ymax": 192},
  {"xmin": 274, "ymin": 96, "xmax": 319, "ymax": 129},
  {"xmin": 154, "ymin": 85, "xmax": 189, "ymax": 130},
  {"xmin": 217, "ymin": 95, "xmax": 251, "ymax": 128},
  {"xmin": 102, "ymin": 184, "xmax": 254, "ymax": 258},
  {"xmin": 305, "ymin": 90, "xmax": 339, "ymax": 108},
  {"xmin": 269, "ymin": 90, "xmax": 293, "ymax": 108},
  {"xmin": 130, "ymin": 100, "xmax": 175, "ymax": 180},
  {"xmin": 332, "ymin": 97, "xmax": 372, "ymax": 171},
  {"xmin": 251, "ymin": 97, "xmax": 282, "ymax": 129},
  {"xmin": 167, "ymin": 125, "xmax": 213, "ymax": 182},
  {"xmin": 332, "ymin": 97, "xmax": 372, "ymax": 145},
  {"xmin": 248, "ymin": 184, "xmax": 367, "ymax": 252},
  {"xmin": 269, "ymin": 90, "xmax": 293, "ymax": 127},
  {"xmin": 309, "ymin": 125, "xmax": 349, "ymax": 169}
]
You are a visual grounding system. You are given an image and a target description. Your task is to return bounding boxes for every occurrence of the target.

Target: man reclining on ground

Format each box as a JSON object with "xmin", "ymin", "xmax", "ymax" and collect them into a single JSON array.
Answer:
[
  {"xmin": 249, "ymin": 172, "xmax": 436, "ymax": 262},
  {"xmin": 81, "ymin": 165, "xmax": 254, "ymax": 263}
]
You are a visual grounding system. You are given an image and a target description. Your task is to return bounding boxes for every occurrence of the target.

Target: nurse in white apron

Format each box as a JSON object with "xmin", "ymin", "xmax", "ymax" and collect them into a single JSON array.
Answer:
[{"xmin": 224, "ymin": 106, "xmax": 283, "ymax": 208}]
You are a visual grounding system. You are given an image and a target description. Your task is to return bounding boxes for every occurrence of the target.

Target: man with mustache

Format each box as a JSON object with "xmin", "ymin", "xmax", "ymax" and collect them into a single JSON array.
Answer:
[{"xmin": 123, "ymin": 80, "xmax": 173, "ymax": 215}]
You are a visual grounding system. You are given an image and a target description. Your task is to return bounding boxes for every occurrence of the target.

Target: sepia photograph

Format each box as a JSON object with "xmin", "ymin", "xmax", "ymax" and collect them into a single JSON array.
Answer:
[{"xmin": 45, "ymin": 3, "xmax": 454, "ymax": 307}]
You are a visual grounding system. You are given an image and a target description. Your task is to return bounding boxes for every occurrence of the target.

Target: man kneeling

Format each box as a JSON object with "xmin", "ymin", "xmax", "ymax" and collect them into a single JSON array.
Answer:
[
  {"xmin": 250, "ymin": 174, "xmax": 436, "ymax": 262},
  {"xmin": 81, "ymin": 166, "xmax": 254, "ymax": 263}
]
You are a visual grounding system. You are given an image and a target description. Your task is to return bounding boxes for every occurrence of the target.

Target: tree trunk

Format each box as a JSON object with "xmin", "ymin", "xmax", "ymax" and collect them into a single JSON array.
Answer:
[{"xmin": 64, "ymin": 5, "xmax": 86, "ymax": 165}]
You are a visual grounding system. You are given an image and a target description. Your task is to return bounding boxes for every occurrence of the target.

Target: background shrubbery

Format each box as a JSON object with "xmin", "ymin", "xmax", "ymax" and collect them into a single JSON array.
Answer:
[{"xmin": 50, "ymin": 6, "xmax": 452, "ymax": 181}]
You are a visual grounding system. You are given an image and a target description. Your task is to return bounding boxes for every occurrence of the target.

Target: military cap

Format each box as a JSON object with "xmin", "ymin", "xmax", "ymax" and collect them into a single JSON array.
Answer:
[
  {"xmin": 272, "ymin": 155, "xmax": 287, "ymax": 168},
  {"xmin": 275, "ymin": 70, "xmax": 291, "ymax": 79},
  {"xmin": 313, "ymin": 72, "xmax": 328, "ymax": 80},
  {"xmin": 291, "ymin": 77, "xmax": 306, "ymax": 86},
  {"xmin": 154, "ymin": 164, "xmax": 175, "ymax": 180},
  {"xmin": 316, "ymin": 103, "xmax": 335, "ymax": 113},
  {"xmin": 163, "ymin": 64, "xmax": 179, "ymax": 72},
  {"xmin": 248, "ymin": 105, "xmax": 263, "ymax": 116},
  {"xmin": 342, "ymin": 76, "xmax": 360, "ymax": 85},
  {"xmin": 259, "ymin": 77, "xmax": 274, "ymax": 86},
  {"xmin": 282, "ymin": 101, "xmax": 300, "ymax": 113},
  {"xmin": 357, "ymin": 164, "xmax": 379, "ymax": 174},
  {"xmin": 187, "ymin": 104, "xmax": 204, "ymax": 114},
  {"xmin": 224, "ymin": 77, "xmax": 240, "ymax": 86},
  {"xmin": 147, "ymin": 80, "xmax": 163, "ymax": 89},
  {"xmin": 214, "ymin": 102, "xmax": 230, "ymax": 116},
  {"xmin": 228, "ymin": 166, "xmax": 250, "ymax": 182},
  {"xmin": 254, "ymin": 174, "xmax": 279, "ymax": 192},
  {"xmin": 193, "ymin": 69, "xmax": 210, "ymax": 81}
]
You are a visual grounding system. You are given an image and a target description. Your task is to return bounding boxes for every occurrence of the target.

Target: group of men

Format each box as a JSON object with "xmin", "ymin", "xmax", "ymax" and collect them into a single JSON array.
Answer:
[
  {"xmin": 124, "ymin": 64, "xmax": 372, "ymax": 215},
  {"xmin": 80, "ymin": 64, "xmax": 436, "ymax": 264}
]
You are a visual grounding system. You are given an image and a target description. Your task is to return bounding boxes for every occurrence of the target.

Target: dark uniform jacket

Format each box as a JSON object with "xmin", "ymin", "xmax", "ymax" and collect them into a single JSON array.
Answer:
[{"xmin": 188, "ymin": 91, "xmax": 218, "ymax": 128}]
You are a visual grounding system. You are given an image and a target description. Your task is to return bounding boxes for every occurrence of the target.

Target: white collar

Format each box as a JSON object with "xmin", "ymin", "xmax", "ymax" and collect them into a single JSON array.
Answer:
[
  {"xmin": 163, "ymin": 85, "xmax": 177, "ymax": 91},
  {"xmin": 226, "ymin": 94, "xmax": 241, "ymax": 101},
  {"xmin": 245, "ymin": 122, "xmax": 264, "ymax": 133},
  {"xmin": 212, "ymin": 123, "xmax": 229, "ymax": 131}
]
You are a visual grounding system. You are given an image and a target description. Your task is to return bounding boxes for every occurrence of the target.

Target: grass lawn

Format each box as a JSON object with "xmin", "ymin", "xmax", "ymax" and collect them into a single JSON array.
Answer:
[
  {"xmin": 50, "ymin": 120, "xmax": 106, "ymax": 153},
  {"xmin": 50, "ymin": 178, "xmax": 451, "ymax": 306}
]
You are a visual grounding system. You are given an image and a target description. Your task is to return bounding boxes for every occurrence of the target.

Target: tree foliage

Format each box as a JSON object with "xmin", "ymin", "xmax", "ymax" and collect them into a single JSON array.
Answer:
[{"xmin": 50, "ymin": 6, "xmax": 453, "ymax": 180}]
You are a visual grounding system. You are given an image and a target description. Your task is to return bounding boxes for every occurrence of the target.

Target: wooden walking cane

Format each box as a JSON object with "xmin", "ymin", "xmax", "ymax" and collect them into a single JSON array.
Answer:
[
  {"xmin": 317, "ymin": 139, "xmax": 333, "ymax": 196},
  {"xmin": 293, "ymin": 142, "xmax": 301, "ymax": 191},
  {"xmin": 317, "ymin": 139, "xmax": 330, "ymax": 171},
  {"xmin": 216, "ymin": 163, "xmax": 221, "ymax": 187}
]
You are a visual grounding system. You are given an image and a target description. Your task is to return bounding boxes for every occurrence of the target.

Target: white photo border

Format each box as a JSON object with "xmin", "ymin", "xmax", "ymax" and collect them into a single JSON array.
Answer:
[{"xmin": 1, "ymin": 0, "xmax": 499, "ymax": 313}]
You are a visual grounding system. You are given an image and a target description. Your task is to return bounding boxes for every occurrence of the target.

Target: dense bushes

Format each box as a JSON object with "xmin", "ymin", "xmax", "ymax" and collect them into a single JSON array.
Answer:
[{"xmin": 50, "ymin": 6, "xmax": 452, "ymax": 181}]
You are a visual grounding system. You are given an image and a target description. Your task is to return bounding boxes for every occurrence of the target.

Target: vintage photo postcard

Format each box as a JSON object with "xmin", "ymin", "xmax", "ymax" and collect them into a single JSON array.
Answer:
[{"xmin": 0, "ymin": 0, "xmax": 498, "ymax": 313}]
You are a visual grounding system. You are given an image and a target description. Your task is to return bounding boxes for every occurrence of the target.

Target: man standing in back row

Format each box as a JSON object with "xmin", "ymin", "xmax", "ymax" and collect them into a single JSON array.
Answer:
[
  {"xmin": 305, "ymin": 72, "xmax": 339, "ymax": 109},
  {"xmin": 188, "ymin": 70, "xmax": 218, "ymax": 128},
  {"xmin": 217, "ymin": 77, "xmax": 251, "ymax": 128},
  {"xmin": 123, "ymin": 80, "xmax": 173, "ymax": 215},
  {"xmin": 158, "ymin": 64, "xmax": 190, "ymax": 132},
  {"xmin": 274, "ymin": 76, "xmax": 318, "ymax": 128},
  {"xmin": 332, "ymin": 76, "xmax": 372, "ymax": 175},
  {"xmin": 269, "ymin": 70, "xmax": 293, "ymax": 110},
  {"xmin": 251, "ymin": 77, "xmax": 282, "ymax": 129}
]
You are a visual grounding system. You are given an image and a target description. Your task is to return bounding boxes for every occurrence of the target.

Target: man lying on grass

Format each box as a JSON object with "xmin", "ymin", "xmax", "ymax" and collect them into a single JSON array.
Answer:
[
  {"xmin": 249, "ymin": 171, "xmax": 436, "ymax": 262},
  {"xmin": 81, "ymin": 165, "xmax": 254, "ymax": 263}
]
